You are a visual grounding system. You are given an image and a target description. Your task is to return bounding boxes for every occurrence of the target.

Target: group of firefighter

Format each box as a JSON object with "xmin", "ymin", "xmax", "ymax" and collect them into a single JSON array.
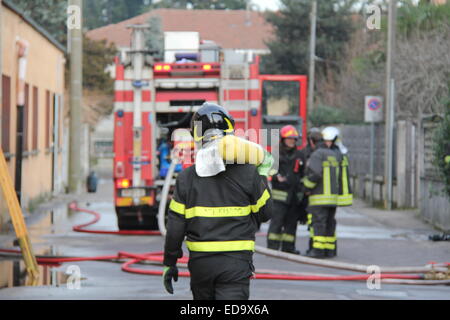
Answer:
[
  {"xmin": 268, "ymin": 124, "xmax": 352, "ymax": 259},
  {"xmin": 163, "ymin": 102, "xmax": 352, "ymax": 300}
]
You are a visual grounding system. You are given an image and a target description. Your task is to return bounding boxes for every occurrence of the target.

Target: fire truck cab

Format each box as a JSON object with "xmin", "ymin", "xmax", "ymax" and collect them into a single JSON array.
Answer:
[{"xmin": 113, "ymin": 25, "xmax": 307, "ymax": 230}]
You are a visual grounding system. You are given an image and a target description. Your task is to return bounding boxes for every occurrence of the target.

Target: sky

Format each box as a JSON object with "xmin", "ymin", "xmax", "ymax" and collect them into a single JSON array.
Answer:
[{"xmin": 250, "ymin": 0, "xmax": 281, "ymax": 11}]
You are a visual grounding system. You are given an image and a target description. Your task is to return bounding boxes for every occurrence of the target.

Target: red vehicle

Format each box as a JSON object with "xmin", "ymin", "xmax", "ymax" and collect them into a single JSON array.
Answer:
[{"xmin": 112, "ymin": 26, "xmax": 308, "ymax": 230}]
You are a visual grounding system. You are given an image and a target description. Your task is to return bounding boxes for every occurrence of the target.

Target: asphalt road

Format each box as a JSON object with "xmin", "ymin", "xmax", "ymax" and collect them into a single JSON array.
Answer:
[{"xmin": 0, "ymin": 180, "xmax": 449, "ymax": 300}]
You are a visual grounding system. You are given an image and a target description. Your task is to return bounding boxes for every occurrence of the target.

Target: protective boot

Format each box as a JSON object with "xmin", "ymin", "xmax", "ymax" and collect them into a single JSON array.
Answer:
[
  {"xmin": 305, "ymin": 248, "xmax": 325, "ymax": 259},
  {"xmin": 281, "ymin": 241, "xmax": 300, "ymax": 255},
  {"xmin": 267, "ymin": 239, "xmax": 281, "ymax": 250},
  {"xmin": 325, "ymin": 243, "xmax": 337, "ymax": 258}
]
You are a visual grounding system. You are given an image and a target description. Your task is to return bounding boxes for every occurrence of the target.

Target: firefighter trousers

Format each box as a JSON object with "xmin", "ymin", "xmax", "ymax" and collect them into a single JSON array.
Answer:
[
  {"xmin": 188, "ymin": 254, "xmax": 253, "ymax": 300},
  {"xmin": 267, "ymin": 201, "xmax": 299, "ymax": 252},
  {"xmin": 307, "ymin": 206, "xmax": 337, "ymax": 257}
]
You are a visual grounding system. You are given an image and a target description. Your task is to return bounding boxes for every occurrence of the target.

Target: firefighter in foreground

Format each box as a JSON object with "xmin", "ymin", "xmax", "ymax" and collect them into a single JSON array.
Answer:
[
  {"xmin": 302, "ymin": 127, "xmax": 342, "ymax": 258},
  {"xmin": 163, "ymin": 103, "xmax": 272, "ymax": 300},
  {"xmin": 267, "ymin": 125, "xmax": 305, "ymax": 254}
]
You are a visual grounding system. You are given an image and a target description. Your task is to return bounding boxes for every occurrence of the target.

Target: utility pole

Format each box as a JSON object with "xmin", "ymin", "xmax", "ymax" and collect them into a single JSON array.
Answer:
[
  {"xmin": 68, "ymin": 0, "xmax": 83, "ymax": 194},
  {"xmin": 384, "ymin": 0, "xmax": 397, "ymax": 210},
  {"xmin": 0, "ymin": 0, "xmax": 3, "ymax": 154},
  {"xmin": 308, "ymin": 0, "xmax": 317, "ymax": 112}
]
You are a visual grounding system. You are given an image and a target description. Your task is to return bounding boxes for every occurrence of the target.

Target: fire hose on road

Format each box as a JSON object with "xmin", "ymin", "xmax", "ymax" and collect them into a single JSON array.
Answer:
[
  {"xmin": 1, "ymin": 160, "xmax": 449, "ymax": 285},
  {"xmin": 0, "ymin": 202, "xmax": 449, "ymax": 285}
]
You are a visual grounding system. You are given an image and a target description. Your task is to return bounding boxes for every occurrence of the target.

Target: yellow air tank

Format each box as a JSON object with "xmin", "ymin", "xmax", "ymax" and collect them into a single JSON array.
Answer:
[{"xmin": 218, "ymin": 135, "xmax": 265, "ymax": 165}]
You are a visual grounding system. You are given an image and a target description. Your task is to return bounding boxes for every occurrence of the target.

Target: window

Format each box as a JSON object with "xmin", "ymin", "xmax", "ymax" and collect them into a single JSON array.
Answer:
[
  {"xmin": 1, "ymin": 75, "xmax": 11, "ymax": 154},
  {"xmin": 32, "ymin": 86, "xmax": 38, "ymax": 151}
]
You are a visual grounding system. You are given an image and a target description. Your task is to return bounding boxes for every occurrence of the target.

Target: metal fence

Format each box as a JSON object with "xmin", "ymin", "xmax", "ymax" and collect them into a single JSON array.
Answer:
[{"xmin": 340, "ymin": 124, "xmax": 389, "ymax": 178}]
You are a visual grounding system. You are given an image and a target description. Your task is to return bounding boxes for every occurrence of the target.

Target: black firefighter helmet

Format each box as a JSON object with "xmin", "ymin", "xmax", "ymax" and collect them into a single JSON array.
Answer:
[{"xmin": 190, "ymin": 103, "xmax": 235, "ymax": 144}]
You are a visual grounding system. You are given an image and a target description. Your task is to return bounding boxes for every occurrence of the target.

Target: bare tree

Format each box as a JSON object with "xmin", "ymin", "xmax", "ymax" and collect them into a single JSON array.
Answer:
[{"xmin": 395, "ymin": 26, "xmax": 450, "ymax": 120}]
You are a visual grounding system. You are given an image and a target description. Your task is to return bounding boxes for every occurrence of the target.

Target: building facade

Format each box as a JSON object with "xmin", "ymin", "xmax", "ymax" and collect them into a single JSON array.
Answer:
[{"xmin": 0, "ymin": 0, "xmax": 67, "ymax": 229}]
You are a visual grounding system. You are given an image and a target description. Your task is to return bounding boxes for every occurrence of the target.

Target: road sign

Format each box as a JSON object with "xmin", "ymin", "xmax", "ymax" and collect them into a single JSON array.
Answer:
[{"xmin": 365, "ymin": 96, "xmax": 383, "ymax": 123}]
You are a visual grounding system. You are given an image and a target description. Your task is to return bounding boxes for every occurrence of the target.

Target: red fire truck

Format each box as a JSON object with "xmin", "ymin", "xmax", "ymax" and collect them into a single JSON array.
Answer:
[{"xmin": 113, "ymin": 26, "xmax": 308, "ymax": 230}]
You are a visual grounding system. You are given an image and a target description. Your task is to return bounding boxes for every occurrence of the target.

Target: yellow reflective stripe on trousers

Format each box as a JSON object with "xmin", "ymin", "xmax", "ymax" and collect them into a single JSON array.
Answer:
[
  {"xmin": 272, "ymin": 189, "xmax": 288, "ymax": 202},
  {"xmin": 185, "ymin": 206, "xmax": 251, "ymax": 219},
  {"xmin": 251, "ymin": 189, "xmax": 270, "ymax": 213},
  {"xmin": 186, "ymin": 240, "xmax": 255, "ymax": 252},
  {"xmin": 268, "ymin": 233, "xmax": 282, "ymax": 241},
  {"xmin": 281, "ymin": 233, "xmax": 295, "ymax": 243},
  {"xmin": 169, "ymin": 199, "xmax": 185, "ymax": 215},
  {"xmin": 312, "ymin": 242, "xmax": 336, "ymax": 250}
]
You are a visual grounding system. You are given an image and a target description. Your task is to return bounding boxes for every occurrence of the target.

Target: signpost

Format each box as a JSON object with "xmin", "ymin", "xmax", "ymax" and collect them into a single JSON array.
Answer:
[{"xmin": 365, "ymin": 96, "xmax": 383, "ymax": 205}]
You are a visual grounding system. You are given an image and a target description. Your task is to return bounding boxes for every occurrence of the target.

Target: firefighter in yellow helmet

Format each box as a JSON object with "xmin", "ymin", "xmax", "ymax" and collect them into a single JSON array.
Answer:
[
  {"xmin": 163, "ymin": 103, "xmax": 272, "ymax": 299},
  {"xmin": 267, "ymin": 125, "xmax": 306, "ymax": 254},
  {"xmin": 302, "ymin": 127, "xmax": 342, "ymax": 258}
]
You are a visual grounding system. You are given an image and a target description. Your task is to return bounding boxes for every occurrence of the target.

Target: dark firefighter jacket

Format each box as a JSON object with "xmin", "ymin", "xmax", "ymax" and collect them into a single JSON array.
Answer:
[
  {"xmin": 330, "ymin": 145, "xmax": 353, "ymax": 206},
  {"xmin": 163, "ymin": 163, "xmax": 272, "ymax": 266},
  {"xmin": 300, "ymin": 144, "xmax": 315, "ymax": 162},
  {"xmin": 302, "ymin": 143, "xmax": 341, "ymax": 207},
  {"xmin": 337, "ymin": 154, "xmax": 353, "ymax": 206},
  {"xmin": 270, "ymin": 145, "xmax": 305, "ymax": 204}
]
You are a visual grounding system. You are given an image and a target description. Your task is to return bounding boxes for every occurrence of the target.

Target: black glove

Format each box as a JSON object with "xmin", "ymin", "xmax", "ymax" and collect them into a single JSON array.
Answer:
[{"xmin": 163, "ymin": 265, "xmax": 178, "ymax": 294}]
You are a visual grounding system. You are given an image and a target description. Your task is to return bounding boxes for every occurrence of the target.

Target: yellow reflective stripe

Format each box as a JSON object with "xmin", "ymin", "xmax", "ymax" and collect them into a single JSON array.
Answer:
[
  {"xmin": 338, "ymin": 158, "xmax": 352, "ymax": 206},
  {"xmin": 272, "ymin": 189, "xmax": 288, "ymax": 201},
  {"xmin": 327, "ymin": 156, "xmax": 339, "ymax": 167},
  {"xmin": 281, "ymin": 233, "xmax": 295, "ymax": 242},
  {"xmin": 313, "ymin": 242, "xmax": 335, "ymax": 250},
  {"xmin": 185, "ymin": 206, "xmax": 251, "ymax": 219},
  {"xmin": 312, "ymin": 242, "xmax": 326, "ymax": 249},
  {"xmin": 183, "ymin": 190, "xmax": 270, "ymax": 219},
  {"xmin": 338, "ymin": 194, "xmax": 353, "ymax": 206},
  {"xmin": 309, "ymin": 194, "xmax": 338, "ymax": 206},
  {"xmin": 342, "ymin": 156, "xmax": 349, "ymax": 166},
  {"xmin": 313, "ymin": 236, "xmax": 328, "ymax": 243},
  {"xmin": 251, "ymin": 189, "xmax": 270, "ymax": 213},
  {"xmin": 323, "ymin": 166, "xmax": 331, "ymax": 195},
  {"xmin": 312, "ymin": 235, "xmax": 336, "ymax": 249},
  {"xmin": 309, "ymin": 227, "xmax": 315, "ymax": 238},
  {"xmin": 342, "ymin": 166, "xmax": 349, "ymax": 195},
  {"xmin": 307, "ymin": 213, "xmax": 312, "ymax": 225},
  {"xmin": 169, "ymin": 199, "xmax": 185, "ymax": 215},
  {"xmin": 303, "ymin": 177, "xmax": 317, "ymax": 189},
  {"xmin": 268, "ymin": 233, "xmax": 282, "ymax": 241},
  {"xmin": 186, "ymin": 240, "xmax": 255, "ymax": 252}
]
